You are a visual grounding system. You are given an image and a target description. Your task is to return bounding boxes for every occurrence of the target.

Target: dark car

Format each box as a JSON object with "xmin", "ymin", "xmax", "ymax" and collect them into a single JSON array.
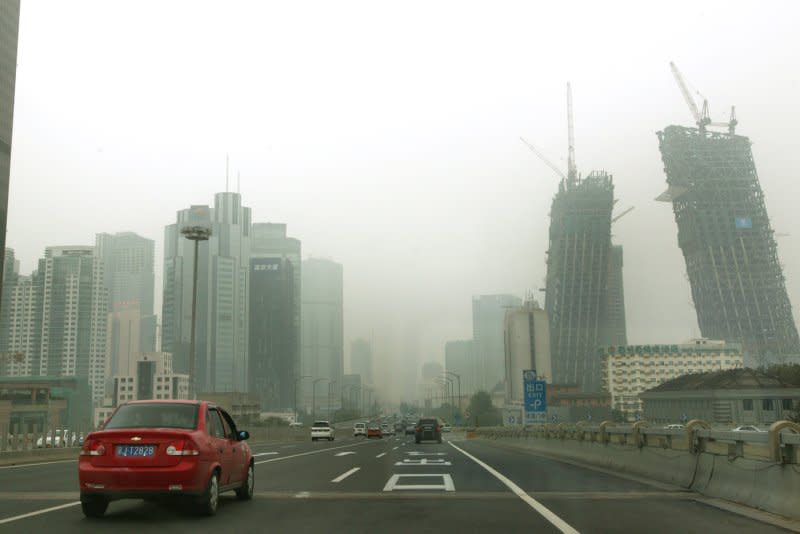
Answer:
[
  {"xmin": 414, "ymin": 417, "xmax": 442, "ymax": 444},
  {"xmin": 78, "ymin": 400, "xmax": 253, "ymax": 518}
]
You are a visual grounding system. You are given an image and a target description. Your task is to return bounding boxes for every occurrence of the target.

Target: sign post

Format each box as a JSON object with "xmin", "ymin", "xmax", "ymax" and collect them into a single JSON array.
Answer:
[{"xmin": 523, "ymin": 369, "xmax": 547, "ymax": 425}]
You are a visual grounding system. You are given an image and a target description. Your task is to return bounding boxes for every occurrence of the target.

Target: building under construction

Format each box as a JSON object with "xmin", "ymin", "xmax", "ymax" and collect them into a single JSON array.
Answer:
[
  {"xmin": 524, "ymin": 84, "xmax": 629, "ymax": 392},
  {"xmin": 657, "ymin": 125, "xmax": 800, "ymax": 364},
  {"xmin": 657, "ymin": 63, "xmax": 800, "ymax": 365},
  {"xmin": 544, "ymin": 171, "xmax": 619, "ymax": 392}
]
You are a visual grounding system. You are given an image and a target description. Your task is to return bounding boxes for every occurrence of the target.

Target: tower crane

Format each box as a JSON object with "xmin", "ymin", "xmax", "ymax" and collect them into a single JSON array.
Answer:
[
  {"xmin": 567, "ymin": 82, "xmax": 577, "ymax": 185},
  {"xmin": 611, "ymin": 206, "xmax": 635, "ymax": 224},
  {"xmin": 519, "ymin": 137, "xmax": 567, "ymax": 181},
  {"xmin": 670, "ymin": 61, "xmax": 737, "ymax": 134}
]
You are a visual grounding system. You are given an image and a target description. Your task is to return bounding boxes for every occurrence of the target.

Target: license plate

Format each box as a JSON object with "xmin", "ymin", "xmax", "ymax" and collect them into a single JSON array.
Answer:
[{"xmin": 115, "ymin": 444, "xmax": 155, "ymax": 457}]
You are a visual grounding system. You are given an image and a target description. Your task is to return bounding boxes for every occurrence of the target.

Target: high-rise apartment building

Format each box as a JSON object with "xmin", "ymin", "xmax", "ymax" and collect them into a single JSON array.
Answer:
[
  {"xmin": 472, "ymin": 294, "xmax": 522, "ymax": 392},
  {"xmin": 0, "ymin": 249, "xmax": 41, "ymax": 376},
  {"xmin": 162, "ymin": 193, "xmax": 251, "ymax": 393},
  {"xmin": 249, "ymin": 223, "xmax": 301, "ymax": 410},
  {"xmin": 0, "ymin": 0, "xmax": 20, "ymax": 299},
  {"xmin": 301, "ymin": 258, "xmax": 343, "ymax": 409},
  {"xmin": 504, "ymin": 300, "xmax": 552, "ymax": 406},
  {"xmin": 96, "ymin": 232, "xmax": 155, "ymax": 317}
]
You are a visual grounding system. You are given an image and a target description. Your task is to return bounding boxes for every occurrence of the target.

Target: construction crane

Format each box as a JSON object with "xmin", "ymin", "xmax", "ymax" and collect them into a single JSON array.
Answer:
[
  {"xmin": 519, "ymin": 136, "xmax": 567, "ymax": 181},
  {"xmin": 670, "ymin": 61, "xmax": 737, "ymax": 134},
  {"xmin": 611, "ymin": 206, "xmax": 635, "ymax": 223}
]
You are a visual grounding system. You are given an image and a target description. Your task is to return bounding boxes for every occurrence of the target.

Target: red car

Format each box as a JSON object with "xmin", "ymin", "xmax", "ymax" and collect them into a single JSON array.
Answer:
[
  {"xmin": 367, "ymin": 425, "xmax": 383, "ymax": 439},
  {"xmin": 78, "ymin": 400, "xmax": 254, "ymax": 518}
]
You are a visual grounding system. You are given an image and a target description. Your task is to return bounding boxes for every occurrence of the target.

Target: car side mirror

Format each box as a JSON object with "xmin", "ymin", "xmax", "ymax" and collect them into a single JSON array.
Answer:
[{"xmin": 238, "ymin": 430, "xmax": 250, "ymax": 441}]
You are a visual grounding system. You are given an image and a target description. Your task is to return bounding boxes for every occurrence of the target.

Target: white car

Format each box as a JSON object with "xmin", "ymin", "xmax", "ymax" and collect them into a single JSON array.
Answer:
[
  {"xmin": 732, "ymin": 425, "xmax": 764, "ymax": 432},
  {"xmin": 664, "ymin": 424, "xmax": 685, "ymax": 430},
  {"xmin": 311, "ymin": 421, "xmax": 335, "ymax": 441},
  {"xmin": 289, "ymin": 421, "xmax": 304, "ymax": 428},
  {"xmin": 441, "ymin": 424, "xmax": 452, "ymax": 433},
  {"xmin": 353, "ymin": 422, "xmax": 367, "ymax": 437},
  {"xmin": 36, "ymin": 429, "xmax": 67, "ymax": 448}
]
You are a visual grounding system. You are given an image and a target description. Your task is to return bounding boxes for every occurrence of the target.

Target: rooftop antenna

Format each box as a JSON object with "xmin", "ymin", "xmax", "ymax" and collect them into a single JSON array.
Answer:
[
  {"xmin": 225, "ymin": 154, "xmax": 230, "ymax": 192},
  {"xmin": 237, "ymin": 170, "xmax": 241, "ymax": 194},
  {"xmin": 567, "ymin": 82, "xmax": 577, "ymax": 186}
]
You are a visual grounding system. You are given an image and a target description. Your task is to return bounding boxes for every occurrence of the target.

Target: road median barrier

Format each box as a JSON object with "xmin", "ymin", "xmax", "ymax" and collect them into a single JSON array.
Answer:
[{"xmin": 471, "ymin": 420, "xmax": 800, "ymax": 521}]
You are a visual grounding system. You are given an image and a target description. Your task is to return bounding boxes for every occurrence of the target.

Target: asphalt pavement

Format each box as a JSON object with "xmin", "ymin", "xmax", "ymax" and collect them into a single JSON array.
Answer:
[{"xmin": 0, "ymin": 431, "xmax": 793, "ymax": 533}]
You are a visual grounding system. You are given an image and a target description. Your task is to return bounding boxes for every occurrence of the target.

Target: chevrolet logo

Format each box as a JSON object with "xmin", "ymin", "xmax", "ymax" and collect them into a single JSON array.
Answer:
[{"xmin": 131, "ymin": 436, "xmax": 142, "ymax": 441}]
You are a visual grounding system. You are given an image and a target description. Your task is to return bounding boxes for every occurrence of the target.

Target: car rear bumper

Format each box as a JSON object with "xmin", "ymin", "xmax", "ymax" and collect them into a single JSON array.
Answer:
[
  {"xmin": 79, "ymin": 458, "xmax": 208, "ymax": 495},
  {"xmin": 415, "ymin": 431, "xmax": 442, "ymax": 441}
]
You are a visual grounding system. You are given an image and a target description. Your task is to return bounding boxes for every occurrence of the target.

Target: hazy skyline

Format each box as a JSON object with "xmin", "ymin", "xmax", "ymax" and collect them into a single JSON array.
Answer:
[{"xmin": 7, "ymin": 1, "xmax": 800, "ymax": 399}]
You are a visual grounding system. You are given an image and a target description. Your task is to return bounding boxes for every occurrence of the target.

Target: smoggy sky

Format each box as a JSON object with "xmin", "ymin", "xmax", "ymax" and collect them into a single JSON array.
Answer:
[{"xmin": 7, "ymin": 1, "xmax": 800, "ymax": 400}]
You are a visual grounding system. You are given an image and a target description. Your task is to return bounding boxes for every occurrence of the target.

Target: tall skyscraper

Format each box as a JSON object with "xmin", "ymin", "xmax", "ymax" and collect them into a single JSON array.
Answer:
[
  {"xmin": 162, "ymin": 193, "xmax": 251, "ymax": 393},
  {"xmin": 0, "ymin": 0, "xmax": 20, "ymax": 300},
  {"xmin": 96, "ymin": 232, "xmax": 155, "ymax": 317},
  {"xmin": 349, "ymin": 338, "xmax": 372, "ymax": 385},
  {"xmin": 301, "ymin": 258, "xmax": 343, "ymax": 409},
  {"xmin": 0, "ymin": 248, "xmax": 41, "ymax": 376},
  {"xmin": 472, "ymin": 294, "xmax": 522, "ymax": 392},
  {"xmin": 249, "ymin": 223, "xmax": 301, "ymax": 410}
]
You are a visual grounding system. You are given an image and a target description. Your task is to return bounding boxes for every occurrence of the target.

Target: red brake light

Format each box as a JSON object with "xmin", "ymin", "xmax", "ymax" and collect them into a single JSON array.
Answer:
[
  {"xmin": 80, "ymin": 439, "xmax": 105, "ymax": 456},
  {"xmin": 436, "ymin": 426, "xmax": 441, "ymax": 432},
  {"xmin": 166, "ymin": 440, "xmax": 200, "ymax": 456}
]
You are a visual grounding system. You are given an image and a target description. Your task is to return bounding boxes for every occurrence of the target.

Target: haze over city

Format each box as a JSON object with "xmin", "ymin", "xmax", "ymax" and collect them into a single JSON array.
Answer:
[{"xmin": 6, "ymin": 0, "xmax": 800, "ymax": 402}]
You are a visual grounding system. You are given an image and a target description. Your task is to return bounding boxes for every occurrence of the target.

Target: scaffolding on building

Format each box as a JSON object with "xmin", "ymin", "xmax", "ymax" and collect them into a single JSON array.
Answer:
[{"xmin": 657, "ymin": 125, "xmax": 800, "ymax": 364}]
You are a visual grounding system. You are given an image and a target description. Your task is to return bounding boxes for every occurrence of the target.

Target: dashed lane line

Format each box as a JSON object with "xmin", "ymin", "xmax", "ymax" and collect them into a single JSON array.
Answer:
[
  {"xmin": 255, "ymin": 439, "xmax": 380, "ymax": 465},
  {"xmin": 449, "ymin": 441, "xmax": 579, "ymax": 534},
  {"xmin": 253, "ymin": 452, "xmax": 279, "ymax": 457},
  {"xmin": 0, "ymin": 502, "xmax": 81, "ymax": 525},
  {"xmin": 331, "ymin": 467, "xmax": 361, "ymax": 483},
  {"xmin": 376, "ymin": 452, "xmax": 387, "ymax": 458}
]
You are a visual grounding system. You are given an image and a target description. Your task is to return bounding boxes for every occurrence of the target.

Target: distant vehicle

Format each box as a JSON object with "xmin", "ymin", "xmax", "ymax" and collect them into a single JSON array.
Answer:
[
  {"xmin": 732, "ymin": 425, "xmax": 764, "ymax": 432},
  {"xmin": 664, "ymin": 424, "xmax": 685, "ymax": 430},
  {"xmin": 441, "ymin": 423, "xmax": 452, "ymax": 433},
  {"xmin": 78, "ymin": 400, "xmax": 253, "ymax": 518},
  {"xmin": 405, "ymin": 423, "xmax": 416, "ymax": 435},
  {"xmin": 353, "ymin": 422, "xmax": 367, "ymax": 437},
  {"xmin": 380, "ymin": 423, "xmax": 394, "ymax": 436},
  {"xmin": 37, "ymin": 429, "xmax": 67, "ymax": 448},
  {"xmin": 311, "ymin": 421, "xmax": 335, "ymax": 441},
  {"xmin": 367, "ymin": 425, "xmax": 383, "ymax": 439},
  {"xmin": 288, "ymin": 421, "xmax": 304, "ymax": 428},
  {"xmin": 394, "ymin": 422, "xmax": 404, "ymax": 433},
  {"xmin": 415, "ymin": 418, "xmax": 442, "ymax": 444}
]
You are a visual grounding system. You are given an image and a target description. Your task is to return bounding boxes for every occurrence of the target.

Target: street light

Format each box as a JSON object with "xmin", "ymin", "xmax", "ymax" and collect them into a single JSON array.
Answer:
[
  {"xmin": 294, "ymin": 375, "xmax": 312, "ymax": 423},
  {"xmin": 444, "ymin": 371, "xmax": 461, "ymax": 417},
  {"xmin": 312, "ymin": 378, "xmax": 329, "ymax": 419},
  {"xmin": 181, "ymin": 225, "xmax": 211, "ymax": 400},
  {"xmin": 327, "ymin": 380, "xmax": 338, "ymax": 421}
]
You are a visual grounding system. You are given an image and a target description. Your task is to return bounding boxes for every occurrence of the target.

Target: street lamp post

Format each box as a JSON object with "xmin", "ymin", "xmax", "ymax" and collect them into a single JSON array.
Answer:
[
  {"xmin": 294, "ymin": 375, "xmax": 311, "ymax": 423},
  {"xmin": 444, "ymin": 371, "xmax": 461, "ymax": 418},
  {"xmin": 181, "ymin": 225, "xmax": 211, "ymax": 400},
  {"xmin": 312, "ymin": 378, "xmax": 329, "ymax": 420},
  {"xmin": 327, "ymin": 380, "xmax": 337, "ymax": 421}
]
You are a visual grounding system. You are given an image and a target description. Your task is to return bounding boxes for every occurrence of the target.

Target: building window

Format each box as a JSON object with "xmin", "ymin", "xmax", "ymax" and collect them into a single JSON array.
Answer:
[
  {"xmin": 763, "ymin": 399, "xmax": 774, "ymax": 411},
  {"xmin": 743, "ymin": 399, "xmax": 753, "ymax": 411},
  {"xmin": 783, "ymin": 399, "xmax": 794, "ymax": 410}
]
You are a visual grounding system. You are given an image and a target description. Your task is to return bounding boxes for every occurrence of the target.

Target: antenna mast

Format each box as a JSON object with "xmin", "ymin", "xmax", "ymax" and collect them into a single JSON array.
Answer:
[{"xmin": 567, "ymin": 82, "xmax": 577, "ymax": 186}]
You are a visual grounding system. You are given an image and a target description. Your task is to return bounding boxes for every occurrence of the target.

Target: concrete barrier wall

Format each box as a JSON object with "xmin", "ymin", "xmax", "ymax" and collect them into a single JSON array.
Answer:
[{"xmin": 474, "ymin": 422, "xmax": 800, "ymax": 521}]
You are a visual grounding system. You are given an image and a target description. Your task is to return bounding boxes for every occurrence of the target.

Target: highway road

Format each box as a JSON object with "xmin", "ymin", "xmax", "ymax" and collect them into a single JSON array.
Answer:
[{"xmin": 0, "ymin": 432, "xmax": 792, "ymax": 533}]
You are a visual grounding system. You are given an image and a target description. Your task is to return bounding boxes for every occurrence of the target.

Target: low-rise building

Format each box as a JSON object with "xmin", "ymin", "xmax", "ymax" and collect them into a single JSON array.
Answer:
[
  {"xmin": 0, "ymin": 376, "xmax": 92, "ymax": 433},
  {"xmin": 601, "ymin": 339, "xmax": 744, "ymax": 421},
  {"xmin": 112, "ymin": 352, "xmax": 189, "ymax": 406},
  {"xmin": 197, "ymin": 391, "xmax": 260, "ymax": 425},
  {"xmin": 641, "ymin": 368, "xmax": 800, "ymax": 426}
]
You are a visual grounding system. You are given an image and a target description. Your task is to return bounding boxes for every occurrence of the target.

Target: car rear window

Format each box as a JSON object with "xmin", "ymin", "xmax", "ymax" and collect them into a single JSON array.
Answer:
[
  {"xmin": 313, "ymin": 421, "xmax": 330, "ymax": 427},
  {"xmin": 419, "ymin": 418, "xmax": 437, "ymax": 425},
  {"xmin": 104, "ymin": 403, "xmax": 198, "ymax": 430}
]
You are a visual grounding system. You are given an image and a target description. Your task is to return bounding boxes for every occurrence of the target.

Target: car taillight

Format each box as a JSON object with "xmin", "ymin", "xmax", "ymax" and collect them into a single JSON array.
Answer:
[
  {"xmin": 436, "ymin": 426, "xmax": 441, "ymax": 432},
  {"xmin": 80, "ymin": 439, "xmax": 105, "ymax": 456},
  {"xmin": 416, "ymin": 426, "xmax": 421, "ymax": 432},
  {"xmin": 165, "ymin": 440, "xmax": 200, "ymax": 456}
]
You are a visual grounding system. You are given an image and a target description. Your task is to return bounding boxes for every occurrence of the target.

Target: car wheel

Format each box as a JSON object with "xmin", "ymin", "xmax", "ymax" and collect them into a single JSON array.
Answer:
[
  {"xmin": 81, "ymin": 496, "xmax": 108, "ymax": 518},
  {"xmin": 236, "ymin": 462, "xmax": 254, "ymax": 501},
  {"xmin": 196, "ymin": 470, "xmax": 219, "ymax": 516}
]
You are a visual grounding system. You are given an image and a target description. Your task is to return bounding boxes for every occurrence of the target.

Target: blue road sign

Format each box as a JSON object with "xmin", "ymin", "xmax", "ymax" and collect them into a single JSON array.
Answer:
[{"xmin": 523, "ymin": 372, "xmax": 547, "ymax": 414}]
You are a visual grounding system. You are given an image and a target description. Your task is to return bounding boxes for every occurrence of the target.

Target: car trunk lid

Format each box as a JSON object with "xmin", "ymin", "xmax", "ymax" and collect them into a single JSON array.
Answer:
[{"xmin": 85, "ymin": 429, "xmax": 196, "ymax": 467}]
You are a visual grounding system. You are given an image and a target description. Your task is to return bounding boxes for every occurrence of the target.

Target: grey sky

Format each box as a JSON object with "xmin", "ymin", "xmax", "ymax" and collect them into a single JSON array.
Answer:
[{"xmin": 7, "ymin": 1, "xmax": 800, "ymax": 399}]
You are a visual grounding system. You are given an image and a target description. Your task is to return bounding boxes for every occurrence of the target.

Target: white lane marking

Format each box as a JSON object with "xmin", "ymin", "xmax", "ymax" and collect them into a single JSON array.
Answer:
[
  {"xmin": 294, "ymin": 491, "xmax": 311, "ymax": 498},
  {"xmin": 448, "ymin": 441, "xmax": 579, "ymax": 534},
  {"xmin": 0, "ymin": 501, "xmax": 81, "ymax": 525},
  {"xmin": 334, "ymin": 451, "xmax": 356, "ymax": 457},
  {"xmin": 0, "ymin": 459, "xmax": 77, "ymax": 470},
  {"xmin": 255, "ymin": 439, "xmax": 378, "ymax": 465},
  {"xmin": 331, "ymin": 467, "xmax": 361, "ymax": 483},
  {"xmin": 253, "ymin": 452, "xmax": 278, "ymax": 457},
  {"xmin": 392, "ymin": 446, "xmax": 399, "ymax": 450},
  {"xmin": 376, "ymin": 452, "xmax": 387, "ymax": 458},
  {"xmin": 383, "ymin": 474, "xmax": 455, "ymax": 492},
  {"xmin": 407, "ymin": 452, "xmax": 446, "ymax": 456},
  {"xmin": 395, "ymin": 458, "xmax": 452, "ymax": 466}
]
